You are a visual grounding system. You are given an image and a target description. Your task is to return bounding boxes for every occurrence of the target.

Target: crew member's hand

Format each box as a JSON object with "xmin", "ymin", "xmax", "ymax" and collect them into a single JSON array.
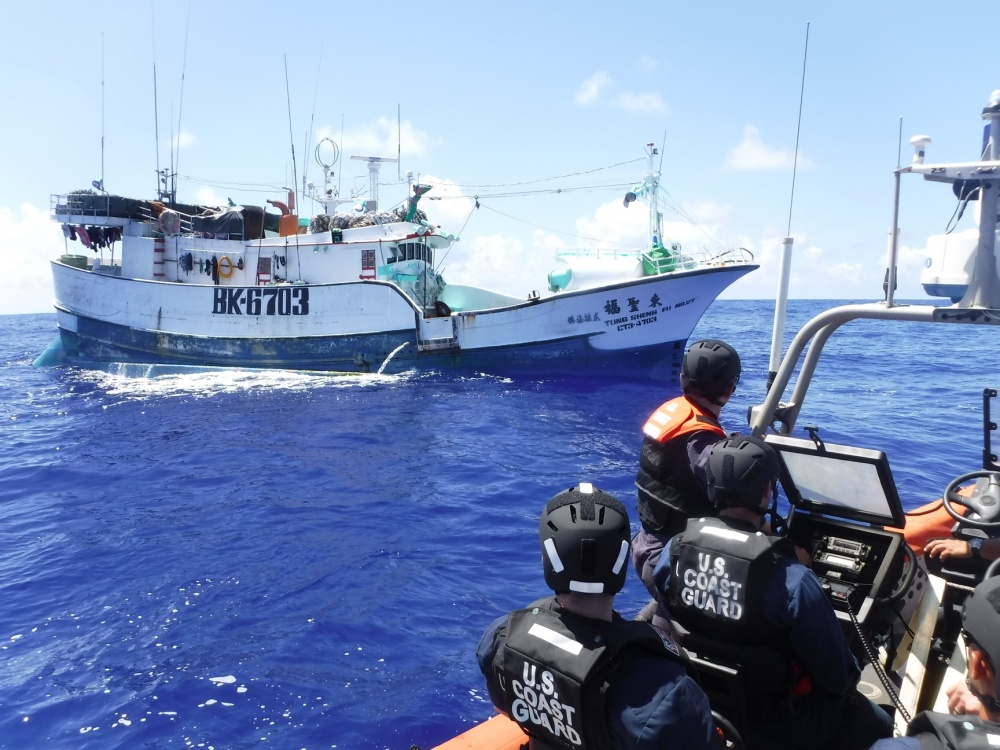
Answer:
[
  {"xmin": 795, "ymin": 546, "xmax": 812, "ymax": 567},
  {"xmin": 924, "ymin": 538, "xmax": 972, "ymax": 560},
  {"xmin": 946, "ymin": 679, "xmax": 982, "ymax": 715}
]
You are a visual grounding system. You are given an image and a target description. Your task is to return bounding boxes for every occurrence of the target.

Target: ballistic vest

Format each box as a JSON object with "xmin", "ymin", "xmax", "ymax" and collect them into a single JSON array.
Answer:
[
  {"xmin": 668, "ymin": 516, "xmax": 786, "ymax": 643},
  {"xmin": 492, "ymin": 597, "xmax": 684, "ymax": 750},
  {"xmin": 635, "ymin": 396, "xmax": 725, "ymax": 531},
  {"xmin": 907, "ymin": 711, "xmax": 1000, "ymax": 750}
]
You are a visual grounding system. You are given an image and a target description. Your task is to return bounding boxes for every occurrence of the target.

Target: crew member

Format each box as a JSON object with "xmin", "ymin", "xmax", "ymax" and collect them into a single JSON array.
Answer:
[
  {"xmin": 925, "ymin": 534, "xmax": 1000, "ymax": 564},
  {"xmin": 870, "ymin": 575, "xmax": 1000, "ymax": 749},
  {"xmin": 633, "ymin": 339, "xmax": 741, "ymax": 596},
  {"xmin": 477, "ymin": 483, "xmax": 721, "ymax": 749},
  {"xmin": 654, "ymin": 436, "xmax": 893, "ymax": 750}
]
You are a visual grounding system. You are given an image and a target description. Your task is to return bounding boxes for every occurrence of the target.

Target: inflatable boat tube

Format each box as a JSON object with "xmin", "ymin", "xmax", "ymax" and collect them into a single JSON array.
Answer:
[
  {"xmin": 890, "ymin": 486, "xmax": 972, "ymax": 556},
  {"xmin": 430, "ymin": 714, "xmax": 527, "ymax": 750}
]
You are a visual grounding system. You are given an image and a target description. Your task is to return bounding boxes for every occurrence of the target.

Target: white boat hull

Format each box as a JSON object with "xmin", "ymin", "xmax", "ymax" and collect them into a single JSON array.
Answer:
[{"xmin": 48, "ymin": 259, "xmax": 755, "ymax": 378}]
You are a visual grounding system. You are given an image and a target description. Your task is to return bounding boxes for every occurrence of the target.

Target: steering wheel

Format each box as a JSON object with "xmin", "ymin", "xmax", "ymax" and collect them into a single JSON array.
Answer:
[
  {"xmin": 711, "ymin": 710, "xmax": 745, "ymax": 750},
  {"xmin": 878, "ymin": 541, "xmax": 918, "ymax": 607},
  {"xmin": 943, "ymin": 471, "xmax": 1000, "ymax": 529}
]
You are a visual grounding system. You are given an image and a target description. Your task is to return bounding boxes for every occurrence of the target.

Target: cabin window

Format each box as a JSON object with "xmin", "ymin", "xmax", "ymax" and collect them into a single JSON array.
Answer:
[
  {"xmin": 362, "ymin": 248, "xmax": 376, "ymax": 270},
  {"xmin": 405, "ymin": 244, "xmax": 414, "ymax": 261}
]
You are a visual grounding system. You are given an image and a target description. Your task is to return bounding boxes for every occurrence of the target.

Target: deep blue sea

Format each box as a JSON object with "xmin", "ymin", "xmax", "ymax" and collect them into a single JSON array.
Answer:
[{"xmin": 1, "ymin": 299, "xmax": 997, "ymax": 749}]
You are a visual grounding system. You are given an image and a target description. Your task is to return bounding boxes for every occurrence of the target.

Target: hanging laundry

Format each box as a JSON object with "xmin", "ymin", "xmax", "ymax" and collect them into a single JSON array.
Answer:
[
  {"xmin": 62, "ymin": 224, "xmax": 71, "ymax": 239},
  {"xmin": 90, "ymin": 226, "xmax": 106, "ymax": 249},
  {"xmin": 211, "ymin": 255, "xmax": 220, "ymax": 285},
  {"xmin": 77, "ymin": 226, "xmax": 92, "ymax": 249}
]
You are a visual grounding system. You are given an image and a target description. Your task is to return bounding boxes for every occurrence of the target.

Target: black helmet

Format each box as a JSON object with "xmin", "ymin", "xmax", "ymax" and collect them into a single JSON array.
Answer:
[
  {"xmin": 707, "ymin": 435, "xmax": 780, "ymax": 512},
  {"xmin": 680, "ymin": 339, "xmax": 741, "ymax": 403},
  {"xmin": 539, "ymin": 483, "xmax": 631, "ymax": 596},
  {"xmin": 962, "ymin": 576, "xmax": 1000, "ymax": 701}
]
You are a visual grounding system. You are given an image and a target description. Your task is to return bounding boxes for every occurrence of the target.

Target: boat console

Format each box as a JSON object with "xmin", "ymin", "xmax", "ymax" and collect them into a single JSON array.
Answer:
[{"xmin": 767, "ymin": 435, "xmax": 908, "ymax": 629}]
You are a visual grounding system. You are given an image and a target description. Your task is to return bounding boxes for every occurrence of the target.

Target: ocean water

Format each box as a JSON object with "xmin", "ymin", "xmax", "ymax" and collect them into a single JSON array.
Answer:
[{"xmin": 0, "ymin": 299, "xmax": 997, "ymax": 749}]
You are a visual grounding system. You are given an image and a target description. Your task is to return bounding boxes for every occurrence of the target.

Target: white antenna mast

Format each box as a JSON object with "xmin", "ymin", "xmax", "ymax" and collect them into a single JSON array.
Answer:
[
  {"xmin": 767, "ymin": 21, "xmax": 810, "ymax": 392},
  {"xmin": 306, "ymin": 138, "xmax": 355, "ymax": 214},
  {"xmin": 350, "ymin": 155, "xmax": 398, "ymax": 213}
]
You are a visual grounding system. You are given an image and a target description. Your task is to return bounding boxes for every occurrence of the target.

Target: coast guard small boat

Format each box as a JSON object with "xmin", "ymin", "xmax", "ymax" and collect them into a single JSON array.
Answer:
[
  {"xmin": 431, "ymin": 90, "xmax": 1000, "ymax": 749},
  {"xmin": 39, "ymin": 144, "xmax": 755, "ymax": 378}
]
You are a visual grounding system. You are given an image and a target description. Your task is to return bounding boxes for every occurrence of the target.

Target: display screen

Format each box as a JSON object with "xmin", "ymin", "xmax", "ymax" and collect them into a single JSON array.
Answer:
[{"xmin": 767, "ymin": 435, "xmax": 906, "ymax": 527}]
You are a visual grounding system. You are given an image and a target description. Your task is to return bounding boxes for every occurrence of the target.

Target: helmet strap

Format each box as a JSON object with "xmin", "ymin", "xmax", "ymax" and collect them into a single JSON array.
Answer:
[
  {"xmin": 966, "ymin": 676, "xmax": 1000, "ymax": 714},
  {"xmin": 764, "ymin": 484, "xmax": 787, "ymax": 535}
]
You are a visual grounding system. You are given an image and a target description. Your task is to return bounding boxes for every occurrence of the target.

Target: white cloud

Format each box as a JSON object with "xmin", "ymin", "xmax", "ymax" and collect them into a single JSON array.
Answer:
[
  {"xmin": 575, "ymin": 199, "xmax": 648, "ymax": 247},
  {"xmin": 317, "ymin": 118, "xmax": 437, "ymax": 159},
  {"xmin": 639, "ymin": 55, "xmax": 659, "ymax": 73},
  {"xmin": 418, "ymin": 174, "xmax": 476, "ymax": 231},
  {"xmin": 195, "ymin": 186, "xmax": 226, "ymax": 207},
  {"xmin": 726, "ymin": 125, "xmax": 812, "ymax": 171},
  {"xmin": 442, "ymin": 233, "xmax": 552, "ymax": 298},
  {"xmin": 610, "ymin": 91, "xmax": 667, "ymax": 114},
  {"xmin": 575, "ymin": 71, "xmax": 667, "ymax": 114},
  {"xmin": 172, "ymin": 129, "xmax": 196, "ymax": 151},
  {"xmin": 555, "ymin": 196, "xmax": 733, "ymax": 257},
  {"xmin": 674, "ymin": 200, "xmax": 731, "ymax": 226},
  {"xmin": 0, "ymin": 203, "xmax": 63, "ymax": 315},
  {"xmin": 575, "ymin": 71, "xmax": 614, "ymax": 106}
]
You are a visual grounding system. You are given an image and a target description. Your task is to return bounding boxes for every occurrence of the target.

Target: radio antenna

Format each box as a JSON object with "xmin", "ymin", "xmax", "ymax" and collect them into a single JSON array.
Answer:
[
  {"xmin": 100, "ymin": 33, "xmax": 105, "ymax": 191},
  {"xmin": 338, "ymin": 114, "xmax": 345, "ymax": 197},
  {"xmin": 172, "ymin": 0, "xmax": 191, "ymax": 204},
  {"xmin": 284, "ymin": 53, "xmax": 299, "ymax": 210},
  {"xmin": 301, "ymin": 45, "xmax": 323, "ymax": 200},
  {"xmin": 767, "ymin": 21, "xmax": 810, "ymax": 392},
  {"xmin": 151, "ymin": 2, "xmax": 163, "ymax": 198}
]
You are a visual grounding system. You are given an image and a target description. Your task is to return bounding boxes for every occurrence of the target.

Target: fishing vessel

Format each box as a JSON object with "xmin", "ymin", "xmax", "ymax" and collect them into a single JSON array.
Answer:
[
  {"xmin": 432, "ymin": 91, "xmax": 1000, "ymax": 749},
  {"xmin": 37, "ymin": 143, "xmax": 755, "ymax": 378}
]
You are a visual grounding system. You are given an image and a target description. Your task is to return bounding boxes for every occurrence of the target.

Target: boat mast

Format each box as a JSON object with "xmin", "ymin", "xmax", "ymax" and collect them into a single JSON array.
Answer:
[
  {"xmin": 644, "ymin": 142, "xmax": 662, "ymax": 249},
  {"xmin": 100, "ymin": 33, "xmax": 105, "ymax": 193},
  {"xmin": 963, "ymin": 91, "xmax": 1000, "ymax": 308}
]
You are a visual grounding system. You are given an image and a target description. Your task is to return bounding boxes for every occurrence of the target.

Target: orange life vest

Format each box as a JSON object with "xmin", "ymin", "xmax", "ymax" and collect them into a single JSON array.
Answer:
[{"xmin": 642, "ymin": 396, "xmax": 725, "ymax": 443}]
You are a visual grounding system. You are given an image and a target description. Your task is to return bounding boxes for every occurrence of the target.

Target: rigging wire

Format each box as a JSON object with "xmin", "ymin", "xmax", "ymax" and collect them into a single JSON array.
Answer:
[
  {"xmin": 425, "ymin": 182, "xmax": 633, "ymax": 200},
  {"xmin": 439, "ymin": 157, "xmax": 645, "ymax": 189},
  {"xmin": 786, "ymin": 22, "xmax": 810, "ymax": 237},
  {"xmin": 178, "ymin": 175, "xmax": 289, "ymax": 193},
  {"xmin": 477, "ymin": 203, "xmax": 640, "ymax": 249}
]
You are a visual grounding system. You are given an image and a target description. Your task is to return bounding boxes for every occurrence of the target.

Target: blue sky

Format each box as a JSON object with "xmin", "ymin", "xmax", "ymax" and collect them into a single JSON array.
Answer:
[{"xmin": 1, "ymin": 1, "xmax": 997, "ymax": 314}]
